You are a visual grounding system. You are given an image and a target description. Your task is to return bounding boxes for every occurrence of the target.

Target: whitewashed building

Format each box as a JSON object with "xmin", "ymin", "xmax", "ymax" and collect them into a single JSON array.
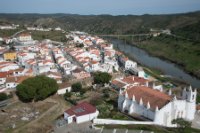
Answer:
[
  {"xmin": 57, "ymin": 83, "xmax": 71, "ymax": 95},
  {"xmin": 18, "ymin": 33, "xmax": 32, "ymax": 42},
  {"xmin": 118, "ymin": 86, "xmax": 196, "ymax": 127},
  {"xmin": 64, "ymin": 102, "xmax": 99, "ymax": 124}
]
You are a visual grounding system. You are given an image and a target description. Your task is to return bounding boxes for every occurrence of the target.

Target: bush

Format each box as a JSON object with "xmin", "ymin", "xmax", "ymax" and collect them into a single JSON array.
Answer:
[
  {"xmin": 93, "ymin": 72, "xmax": 112, "ymax": 84},
  {"xmin": 71, "ymin": 82, "xmax": 82, "ymax": 92},
  {"xmin": 16, "ymin": 75, "xmax": 58, "ymax": 102},
  {"xmin": 0, "ymin": 93, "xmax": 8, "ymax": 101},
  {"xmin": 64, "ymin": 92, "xmax": 72, "ymax": 100}
]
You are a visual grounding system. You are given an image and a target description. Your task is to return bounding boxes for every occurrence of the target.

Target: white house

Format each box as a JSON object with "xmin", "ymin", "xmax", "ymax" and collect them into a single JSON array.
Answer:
[
  {"xmin": 111, "ymin": 76, "xmax": 149, "ymax": 90},
  {"xmin": 57, "ymin": 83, "xmax": 71, "ymax": 95},
  {"xmin": 0, "ymin": 72, "xmax": 7, "ymax": 85},
  {"xmin": 17, "ymin": 52, "xmax": 36, "ymax": 66},
  {"xmin": 0, "ymin": 62, "xmax": 20, "ymax": 72},
  {"xmin": 74, "ymin": 36, "xmax": 84, "ymax": 44},
  {"xmin": 55, "ymin": 27, "xmax": 62, "ymax": 31},
  {"xmin": 64, "ymin": 102, "xmax": 99, "ymax": 124},
  {"xmin": 129, "ymin": 67, "xmax": 145, "ymax": 78},
  {"xmin": 118, "ymin": 56, "xmax": 137, "ymax": 70},
  {"xmin": 18, "ymin": 33, "xmax": 32, "ymax": 42},
  {"xmin": 6, "ymin": 77, "xmax": 17, "ymax": 89},
  {"xmin": 118, "ymin": 86, "xmax": 196, "ymax": 127}
]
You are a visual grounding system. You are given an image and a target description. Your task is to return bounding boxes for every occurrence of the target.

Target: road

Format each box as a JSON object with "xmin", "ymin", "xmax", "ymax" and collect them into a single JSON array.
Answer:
[{"xmin": 11, "ymin": 30, "xmax": 25, "ymax": 38}]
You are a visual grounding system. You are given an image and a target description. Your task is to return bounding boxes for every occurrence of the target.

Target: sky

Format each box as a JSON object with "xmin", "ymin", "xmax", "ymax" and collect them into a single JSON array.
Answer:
[{"xmin": 0, "ymin": 0, "xmax": 200, "ymax": 15}]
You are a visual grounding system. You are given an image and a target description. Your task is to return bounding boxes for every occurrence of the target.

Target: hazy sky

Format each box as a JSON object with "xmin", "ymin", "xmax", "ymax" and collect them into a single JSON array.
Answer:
[{"xmin": 0, "ymin": 0, "xmax": 200, "ymax": 15}]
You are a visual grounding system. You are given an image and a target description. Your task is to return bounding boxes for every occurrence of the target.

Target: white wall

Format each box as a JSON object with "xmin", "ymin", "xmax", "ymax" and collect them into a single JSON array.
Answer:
[
  {"xmin": 93, "ymin": 119, "xmax": 154, "ymax": 125},
  {"xmin": 0, "ymin": 78, "xmax": 6, "ymax": 85},
  {"xmin": 57, "ymin": 87, "xmax": 71, "ymax": 95},
  {"xmin": 6, "ymin": 82, "xmax": 17, "ymax": 89},
  {"xmin": 76, "ymin": 111, "xmax": 99, "ymax": 124}
]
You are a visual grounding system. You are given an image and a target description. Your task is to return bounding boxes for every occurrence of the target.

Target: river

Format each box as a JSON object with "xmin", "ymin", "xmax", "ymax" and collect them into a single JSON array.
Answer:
[{"xmin": 109, "ymin": 38, "xmax": 200, "ymax": 88}]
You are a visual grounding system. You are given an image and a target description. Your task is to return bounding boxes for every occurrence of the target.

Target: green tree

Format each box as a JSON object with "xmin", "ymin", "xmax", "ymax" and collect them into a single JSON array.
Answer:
[
  {"xmin": 64, "ymin": 91, "xmax": 72, "ymax": 100},
  {"xmin": 0, "ymin": 93, "xmax": 8, "ymax": 101},
  {"xmin": 172, "ymin": 118, "xmax": 192, "ymax": 132},
  {"xmin": 16, "ymin": 75, "xmax": 58, "ymax": 102},
  {"xmin": 93, "ymin": 72, "xmax": 112, "ymax": 84},
  {"xmin": 71, "ymin": 82, "xmax": 82, "ymax": 92}
]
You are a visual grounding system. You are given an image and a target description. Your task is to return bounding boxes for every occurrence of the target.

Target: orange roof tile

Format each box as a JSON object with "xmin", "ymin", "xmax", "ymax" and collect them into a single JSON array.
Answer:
[{"xmin": 124, "ymin": 86, "xmax": 172, "ymax": 110}]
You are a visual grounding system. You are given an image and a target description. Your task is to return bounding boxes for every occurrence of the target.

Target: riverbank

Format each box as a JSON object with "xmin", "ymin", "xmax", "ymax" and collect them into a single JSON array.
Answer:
[
  {"xmin": 115, "ymin": 34, "xmax": 200, "ymax": 80},
  {"xmin": 114, "ymin": 46, "xmax": 188, "ymax": 87},
  {"xmin": 106, "ymin": 37, "xmax": 200, "ymax": 88}
]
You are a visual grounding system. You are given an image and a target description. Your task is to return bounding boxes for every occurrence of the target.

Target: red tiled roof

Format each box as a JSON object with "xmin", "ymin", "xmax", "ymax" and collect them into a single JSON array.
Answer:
[
  {"xmin": 122, "ymin": 76, "xmax": 148, "ymax": 85},
  {"xmin": 0, "ymin": 72, "xmax": 8, "ymax": 78},
  {"xmin": 91, "ymin": 61, "xmax": 98, "ymax": 64},
  {"xmin": 19, "ymin": 33, "xmax": 31, "ymax": 37},
  {"xmin": 65, "ymin": 102, "xmax": 97, "ymax": 116},
  {"xmin": 124, "ymin": 86, "xmax": 172, "ymax": 110},
  {"xmin": 111, "ymin": 80, "xmax": 126, "ymax": 88}
]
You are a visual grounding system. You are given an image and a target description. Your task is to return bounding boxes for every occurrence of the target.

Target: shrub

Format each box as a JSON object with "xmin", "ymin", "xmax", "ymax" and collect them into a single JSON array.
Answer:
[
  {"xmin": 71, "ymin": 82, "xmax": 82, "ymax": 92},
  {"xmin": 93, "ymin": 72, "xmax": 112, "ymax": 84},
  {"xmin": 16, "ymin": 75, "xmax": 58, "ymax": 102},
  {"xmin": 0, "ymin": 93, "xmax": 8, "ymax": 101}
]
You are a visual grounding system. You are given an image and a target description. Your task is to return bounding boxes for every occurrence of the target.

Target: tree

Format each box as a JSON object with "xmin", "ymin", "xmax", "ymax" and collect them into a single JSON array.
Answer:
[
  {"xmin": 0, "ymin": 93, "xmax": 8, "ymax": 101},
  {"xmin": 16, "ymin": 75, "xmax": 58, "ymax": 102},
  {"xmin": 71, "ymin": 82, "xmax": 82, "ymax": 92},
  {"xmin": 93, "ymin": 72, "xmax": 112, "ymax": 84},
  {"xmin": 172, "ymin": 118, "xmax": 192, "ymax": 132},
  {"xmin": 64, "ymin": 91, "xmax": 71, "ymax": 100}
]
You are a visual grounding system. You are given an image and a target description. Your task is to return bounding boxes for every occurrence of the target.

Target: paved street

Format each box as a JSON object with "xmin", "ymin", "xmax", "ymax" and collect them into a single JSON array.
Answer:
[
  {"xmin": 54, "ymin": 121, "xmax": 100, "ymax": 133},
  {"xmin": 192, "ymin": 112, "xmax": 200, "ymax": 129},
  {"xmin": 53, "ymin": 121, "xmax": 154, "ymax": 133}
]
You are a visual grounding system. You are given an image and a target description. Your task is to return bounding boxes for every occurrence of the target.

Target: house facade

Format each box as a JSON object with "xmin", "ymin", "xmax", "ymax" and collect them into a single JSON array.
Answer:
[{"xmin": 64, "ymin": 102, "xmax": 99, "ymax": 124}]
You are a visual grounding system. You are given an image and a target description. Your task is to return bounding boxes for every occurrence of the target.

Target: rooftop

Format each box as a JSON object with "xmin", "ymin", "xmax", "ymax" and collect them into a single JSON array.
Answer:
[
  {"xmin": 124, "ymin": 86, "xmax": 172, "ymax": 111},
  {"xmin": 65, "ymin": 102, "xmax": 97, "ymax": 117}
]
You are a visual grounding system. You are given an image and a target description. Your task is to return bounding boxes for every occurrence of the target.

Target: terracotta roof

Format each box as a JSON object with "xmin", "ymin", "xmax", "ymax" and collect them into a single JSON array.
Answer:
[
  {"xmin": 6, "ymin": 76, "xmax": 30, "ymax": 83},
  {"xmin": 122, "ymin": 76, "xmax": 148, "ymax": 85},
  {"xmin": 0, "ymin": 72, "xmax": 8, "ymax": 78},
  {"xmin": 72, "ymin": 68, "xmax": 83, "ymax": 73},
  {"xmin": 65, "ymin": 102, "xmax": 97, "ymax": 117},
  {"xmin": 59, "ymin": 82, "xmax": 71, "ymax": 89},
  {"xmin": 16, "ymin": 76, "xmax": 30, "ymax": 83},
  {"xmin": 8, "ymin": 68, "xmax": 24, "ymax": 73},
  {"xmin": 91, "ymin": 61, "xmax": 98, "ymax": 64},
  {"xmin": 124, "ymin": 86, "xmax": 172, "ymax": 110},
  {"xmin": 111, "ymin": 80, "xmax": 126, "ymax": 88},
  {"xmin": 6, "ymin": 77, "xmax": 16, "ymax": 83},
  {"xmin": 19, "ymin": 33, "xmax": 31, "ymax": 37}
]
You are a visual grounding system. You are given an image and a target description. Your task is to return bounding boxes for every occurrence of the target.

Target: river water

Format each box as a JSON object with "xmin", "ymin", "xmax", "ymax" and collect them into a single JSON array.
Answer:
[{"xmin": 109, "ymin": 38, "xmax": 200, "ymax": 88}]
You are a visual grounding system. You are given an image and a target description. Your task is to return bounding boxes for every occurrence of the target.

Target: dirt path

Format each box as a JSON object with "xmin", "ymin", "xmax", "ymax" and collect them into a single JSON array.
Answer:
[{"xmin": 13, "ymin": 96, "xmax": 70, "ymax": 133}]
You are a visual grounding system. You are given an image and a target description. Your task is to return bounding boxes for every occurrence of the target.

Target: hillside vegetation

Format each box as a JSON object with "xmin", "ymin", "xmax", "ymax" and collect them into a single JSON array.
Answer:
[
  {"xmin": 120, "ymin": 34, "xmax": 200, "ymax": 78},
  {"xmin": 0, "ymin": 11, "xmax": 200, "ymax": 37}
]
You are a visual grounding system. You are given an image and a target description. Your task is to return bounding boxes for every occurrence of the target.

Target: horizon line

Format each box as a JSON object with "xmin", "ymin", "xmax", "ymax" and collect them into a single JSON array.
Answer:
[{"xmin": 0, "ymin": 10, "xmax": 199, "ymax": 16}]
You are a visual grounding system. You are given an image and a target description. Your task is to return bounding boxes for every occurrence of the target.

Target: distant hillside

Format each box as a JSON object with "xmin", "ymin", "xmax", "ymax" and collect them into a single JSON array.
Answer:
[{"xmin": 0, "ymin": 11, "xmax": 200, "ymax": 41}]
